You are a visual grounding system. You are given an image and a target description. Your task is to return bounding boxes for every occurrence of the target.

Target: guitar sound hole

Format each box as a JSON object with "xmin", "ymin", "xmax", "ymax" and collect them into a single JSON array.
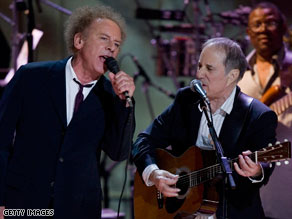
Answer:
[
  {"xmin": 165, "ymin": 172, "xmax": 188, "ymax": 214},
  {"xmin": 177, "ymin": 172, "xmax": 189, "ymax": 196}
]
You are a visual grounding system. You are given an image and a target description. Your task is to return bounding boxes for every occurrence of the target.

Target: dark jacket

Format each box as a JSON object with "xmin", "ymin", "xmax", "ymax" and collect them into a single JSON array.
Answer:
[
  {"xmin": 132, "ymin": 86, "xmax": 277, "ymax": 219},
  {"xmin": 0, "ymin": 57, "xmax": 134, "ymax": 218}
]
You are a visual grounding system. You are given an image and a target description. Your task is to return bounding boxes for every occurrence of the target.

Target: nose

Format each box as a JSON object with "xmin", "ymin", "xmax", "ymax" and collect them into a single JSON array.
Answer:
[
  {"xmin": 196, "ymin": 68, "xmax": 205, "ymax": 79},
  {"xmin": 106, "ymin": 41, "xmax": 116, "ymax": 53}
]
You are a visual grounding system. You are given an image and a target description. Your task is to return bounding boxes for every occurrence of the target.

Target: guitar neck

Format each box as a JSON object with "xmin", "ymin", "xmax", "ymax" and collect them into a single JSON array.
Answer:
[
  {"xmin": 270, "ymin": 92, "xmax": 292, "ymax": 116},
  {"xmin": 178, "ymin": 142, "xmax": 291, "ymax": 188},
  {"xmin": 177, "ymin": 157, "xmax": 233, "ymax": 189}
]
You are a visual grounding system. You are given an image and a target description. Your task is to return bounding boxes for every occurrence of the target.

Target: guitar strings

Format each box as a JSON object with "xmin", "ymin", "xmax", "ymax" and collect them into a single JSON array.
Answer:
[{"xmin": 175, "ymin": 151, "xmax": 269, "ymax": 187}]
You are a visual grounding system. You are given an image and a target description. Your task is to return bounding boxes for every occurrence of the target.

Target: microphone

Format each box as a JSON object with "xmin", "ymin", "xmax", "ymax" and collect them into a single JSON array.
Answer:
[
  {"xmin": 130, "ymin": 55, "xmax": 150, "ymax": 83},
  {"xmin": 190, "ymin": 79, "xmax": 210, "ymax": 104},
  {"xmin": 105, "ymin": 57, "xmax": 133, "ymax": 107}
]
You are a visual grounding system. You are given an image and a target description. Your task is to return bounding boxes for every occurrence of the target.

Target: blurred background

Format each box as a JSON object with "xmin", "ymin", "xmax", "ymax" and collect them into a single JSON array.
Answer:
[{"xmin": 0, "ymin": 0, "xmax": 292, "ymax": 218}]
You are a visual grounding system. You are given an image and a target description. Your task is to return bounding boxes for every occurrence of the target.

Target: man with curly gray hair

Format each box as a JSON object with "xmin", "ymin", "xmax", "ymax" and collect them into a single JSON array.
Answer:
[{"xmin": 0, "ymin": 3, "xmax": 135, "ymax": 219}]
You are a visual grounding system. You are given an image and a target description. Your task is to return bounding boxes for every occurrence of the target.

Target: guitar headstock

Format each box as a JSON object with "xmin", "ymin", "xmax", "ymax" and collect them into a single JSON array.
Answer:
[{"xmin": 257, "ymin": 140, "xmax": 291, "ymax": 164}]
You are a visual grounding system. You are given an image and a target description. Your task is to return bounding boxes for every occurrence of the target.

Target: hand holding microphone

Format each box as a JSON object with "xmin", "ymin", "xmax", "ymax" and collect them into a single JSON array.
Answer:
[{"xmin": 105, "ymin": 57, "xmax": 135, "ymax": 107}]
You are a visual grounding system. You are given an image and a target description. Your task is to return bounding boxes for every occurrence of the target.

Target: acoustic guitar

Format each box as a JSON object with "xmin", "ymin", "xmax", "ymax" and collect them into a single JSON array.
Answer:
[{"xmin": 134, "ymin": 141, "xmax": 291, "ymax": 219}]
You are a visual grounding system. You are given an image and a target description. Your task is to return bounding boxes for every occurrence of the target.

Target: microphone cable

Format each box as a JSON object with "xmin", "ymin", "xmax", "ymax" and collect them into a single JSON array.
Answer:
[{"xmin": 117, "ymin": 105, "xmax": 134, "ymax": 219}]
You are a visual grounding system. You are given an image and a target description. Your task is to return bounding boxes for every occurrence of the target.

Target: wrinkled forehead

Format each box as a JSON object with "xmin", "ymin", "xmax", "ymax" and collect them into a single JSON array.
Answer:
[
  {"xmin": 202, "ymin": 44, "xmax": 226, "ymax": 58},
  {"xmin": 200, "ymin": 44, "xmax": 227, "ymax": 64}
]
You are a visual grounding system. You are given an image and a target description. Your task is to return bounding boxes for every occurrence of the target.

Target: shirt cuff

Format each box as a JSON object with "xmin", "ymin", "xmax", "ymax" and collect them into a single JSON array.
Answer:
[
  {"xmin": 142, "ymin": 164, "xmax": 159, "ymax": 186},
  {"xmin": 248, "ymin": 163, "xmax": 264, "ymax": 183}
]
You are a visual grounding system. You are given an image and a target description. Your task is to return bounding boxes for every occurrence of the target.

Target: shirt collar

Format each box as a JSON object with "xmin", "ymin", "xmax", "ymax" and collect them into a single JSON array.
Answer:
[
  {"xmin": 220, "ymin": 86, "xmax": 236, "ymax": 115},
  {"xmin": 67, "ymin": 56, "xmax": 98, "ymax": 86},
  {"xmin": 247, "ymin": 45, "xmax": 286, "ymax": 72},
  {"xmin": 198, "ymin": 87, "xmax": 236, "ymax": 115}
]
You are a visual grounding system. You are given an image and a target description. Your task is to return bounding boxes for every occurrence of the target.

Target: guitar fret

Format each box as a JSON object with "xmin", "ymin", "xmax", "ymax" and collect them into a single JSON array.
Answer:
[
  {"xmin": 270, "ymin": 92, "xmax": 292, "ymax": 116},
  {"xmin": 284, "ymin": 95, "xmax": 289, "ymax": 109},
  {"xmin": 280, "ymin": 98, "xmax": 285, "ymax": 112},
  {"xmin": 190, "ymin": 173, "xmax": 193, "ymax": 187},
  {"xmin": 180, "ymin": 141, "xmax": 290, "ymax": 190}
]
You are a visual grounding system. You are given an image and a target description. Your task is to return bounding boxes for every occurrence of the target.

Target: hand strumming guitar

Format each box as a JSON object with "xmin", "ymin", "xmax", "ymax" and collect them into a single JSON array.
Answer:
[{"xmin": 149, "ymin": 169, "xmax": 180, "ymax": 197}]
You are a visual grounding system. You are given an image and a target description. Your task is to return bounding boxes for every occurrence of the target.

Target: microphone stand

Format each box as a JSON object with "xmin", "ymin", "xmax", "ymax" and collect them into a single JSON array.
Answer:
[
  {"xmin": 134, "ymin": 68, "xmax": 175, "ymax": 120},
  {"xmin": 27, "ymin": 0, "xmax": 35, "ymax": 63},
  {"xmin": 201, "ymin": 101, "xmax": 236, "ymax": 219}
]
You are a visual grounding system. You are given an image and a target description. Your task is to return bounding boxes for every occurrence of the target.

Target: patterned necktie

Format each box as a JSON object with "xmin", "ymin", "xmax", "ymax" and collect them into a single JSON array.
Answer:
[{"xmin": 73, "ymin": 78, "xmax": 94, "ymax": 114}]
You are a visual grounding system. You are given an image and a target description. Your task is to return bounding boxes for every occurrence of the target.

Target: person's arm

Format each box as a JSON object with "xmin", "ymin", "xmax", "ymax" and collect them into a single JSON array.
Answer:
[
  {"xmin": 133, "ymin": 89, "xmax": 191, "ymax": 197},
  {"xmin": 132, "ymin": 91, "xmax": 181, "ymax": 175},
  {"xmin": 233, "ymin": 108, "xmax": 277, "ymax": 189},
  {"xmin": 108, "ymin": 71, "xmax": 135, "ymax": 107},
  {"xmin": 0, "ymin": 66, "xmax": 24, "ymax": 206},
  {"xmin": 100, "ymin": 73, "xmax": 135, "ymax": 161}
]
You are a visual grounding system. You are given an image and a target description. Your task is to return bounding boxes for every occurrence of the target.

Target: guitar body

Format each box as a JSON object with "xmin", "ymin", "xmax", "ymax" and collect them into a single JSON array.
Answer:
[
  {"xmin": 134, "ymin": 142, "xmax": 291, "ymax": 219},
  {"xmin": 134, "ymin": 146, "xmax": 214, "ymax": 219}
]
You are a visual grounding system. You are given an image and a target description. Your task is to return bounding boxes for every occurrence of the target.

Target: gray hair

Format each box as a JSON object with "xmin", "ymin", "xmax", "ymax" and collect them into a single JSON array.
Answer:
[
  {"xmin": 202, "ymin": 37, "xmax": 248, "ymax": 81},
  {"xmin": 64, "ymin": 3, "xmax": 126, "ymax": 54}
]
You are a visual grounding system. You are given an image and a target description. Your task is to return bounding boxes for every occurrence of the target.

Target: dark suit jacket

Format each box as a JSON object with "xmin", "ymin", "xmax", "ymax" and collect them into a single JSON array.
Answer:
[
  {"xmin": 0, "ymin": 57, "xmax": 134, "ymax": 219},
  {"xmin": 132, "ymin": 86, "xmax": 277, "ymax": 219}
]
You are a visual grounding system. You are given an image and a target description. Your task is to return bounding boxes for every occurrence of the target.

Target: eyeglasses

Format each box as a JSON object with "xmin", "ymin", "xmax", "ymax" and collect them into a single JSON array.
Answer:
[{"xmin": 249, "ymin": 20, "xmax": 279, "ymax": 32}]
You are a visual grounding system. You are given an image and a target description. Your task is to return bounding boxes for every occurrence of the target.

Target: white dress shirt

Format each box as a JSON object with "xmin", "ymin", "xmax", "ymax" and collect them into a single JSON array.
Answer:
[{"xmin": 65, "ymin": 57, "xmax": 97, "ymax": 125}]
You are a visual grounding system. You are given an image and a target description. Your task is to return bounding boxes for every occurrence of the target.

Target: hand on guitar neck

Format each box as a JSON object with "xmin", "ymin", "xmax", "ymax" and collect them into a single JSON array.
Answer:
[{"xmin": 234, "ymin": 150, "xmax": 262, "ymax": 178}]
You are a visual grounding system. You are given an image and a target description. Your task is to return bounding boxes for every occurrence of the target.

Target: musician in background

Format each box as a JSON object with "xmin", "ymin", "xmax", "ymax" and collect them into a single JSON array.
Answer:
[
  {"xmin": 238, "ymin": 3, "xmax": 292, "ymax": 218},
  {"xmin": 132, "ymin": 37, "xmax": 277, "ymax": 219}
]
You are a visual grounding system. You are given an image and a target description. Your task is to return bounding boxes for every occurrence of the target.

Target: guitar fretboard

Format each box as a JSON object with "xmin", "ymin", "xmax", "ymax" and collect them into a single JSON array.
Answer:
[
  {"xmin": 176, "ymin": 153, "xmax": 257, "ymax": 188},
  {"xmin": 270, "ymin": 92, "xmax": 292, "ymax": 115}
]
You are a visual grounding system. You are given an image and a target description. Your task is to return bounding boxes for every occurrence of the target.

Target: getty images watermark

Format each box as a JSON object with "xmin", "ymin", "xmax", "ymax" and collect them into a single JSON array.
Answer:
[{"xmin": 3, "ymin": 209, "xmax": 54, "ymax": 217}]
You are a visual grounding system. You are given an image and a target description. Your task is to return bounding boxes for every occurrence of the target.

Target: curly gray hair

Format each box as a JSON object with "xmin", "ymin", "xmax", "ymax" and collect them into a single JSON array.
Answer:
[{"xmin": 64, "ymin": 3, "xmax": 126, "ymax": 54}]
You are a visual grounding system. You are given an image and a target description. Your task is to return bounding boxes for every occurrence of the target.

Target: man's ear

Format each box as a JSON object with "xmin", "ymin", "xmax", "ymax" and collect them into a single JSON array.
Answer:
[
  {"xmin": 73, "ymin": 33, "xmax": 84, "ymax": 50},
  {"xmin": 227, "ymin": 69, "xmax": 240, "ymax": 85}
]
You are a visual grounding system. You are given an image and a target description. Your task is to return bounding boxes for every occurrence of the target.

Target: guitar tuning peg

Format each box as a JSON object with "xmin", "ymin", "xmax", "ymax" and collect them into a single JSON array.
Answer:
[
  {"xmin": 276, "ymin": 141, "xmax": 280, "ymax": 145},
  {"xmin": 284, "ymin": 139, "xmax": 288, "ymax": 142},
  {"xmin": 276, "ymin": 162, "xmax": 281, "ymax": 166},
  {"xmin": 268, "ymin": 143, "xmax": 273, "ymax": 147},
  {"xmin": 284, "ymin": 160, "xmax": 289, "ymax": 165}
]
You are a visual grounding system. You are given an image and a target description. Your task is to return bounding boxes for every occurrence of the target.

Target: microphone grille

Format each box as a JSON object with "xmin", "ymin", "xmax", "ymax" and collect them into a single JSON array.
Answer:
[
  {"xmin": 105, "ymin": 57, "xmax": 120, "ymax": 74},
  {"xmin": 190, "ymin": 79, "xmax": 201, "ymax": 92}
]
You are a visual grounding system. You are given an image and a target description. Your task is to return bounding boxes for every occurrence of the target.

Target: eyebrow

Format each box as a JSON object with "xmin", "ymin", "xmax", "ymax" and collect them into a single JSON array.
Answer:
[
  {"xmin": 100, "ymin": 33, "xmax": 122, "ymax": 43},
  {"xmin": 206, "ymin": 64, "xmax": 213, "ymax": 69}
]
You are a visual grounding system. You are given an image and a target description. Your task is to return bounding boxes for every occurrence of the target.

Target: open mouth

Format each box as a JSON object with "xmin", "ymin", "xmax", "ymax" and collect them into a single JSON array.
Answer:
[{"xmin": 100, "ymin": 55, "xmax": 109, "ymax": 62}]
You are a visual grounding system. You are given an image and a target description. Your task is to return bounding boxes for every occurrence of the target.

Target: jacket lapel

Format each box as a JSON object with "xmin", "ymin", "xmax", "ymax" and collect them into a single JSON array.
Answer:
[
  {"xmin": 189, "ymin": 99, "xmax": 203, "ymax": 145},
  {"xmin": 219, "ymin": 87, "xmax": 253, "ymax": 157},
  {"xmin": 45, "ymin": 58, "xmax": 68, "ymax": 129}
]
